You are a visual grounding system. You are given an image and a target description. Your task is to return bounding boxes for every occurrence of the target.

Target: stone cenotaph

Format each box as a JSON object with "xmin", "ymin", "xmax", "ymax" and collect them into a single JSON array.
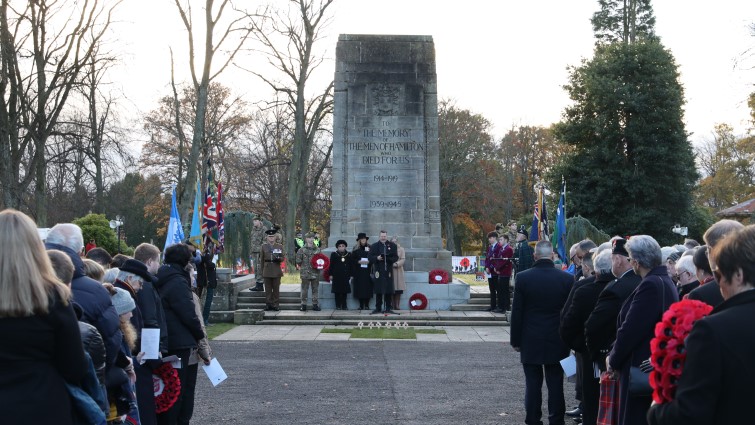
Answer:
[{"xmin": 326, "ymin": 35, "xmax": 461, "ymax": 309}]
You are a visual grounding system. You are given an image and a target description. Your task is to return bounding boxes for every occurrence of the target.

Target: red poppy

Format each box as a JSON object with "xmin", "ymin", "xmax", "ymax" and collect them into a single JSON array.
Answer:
[{"xmin": 310, "ymin": 253, "xmax": 330, "ymax": 270}]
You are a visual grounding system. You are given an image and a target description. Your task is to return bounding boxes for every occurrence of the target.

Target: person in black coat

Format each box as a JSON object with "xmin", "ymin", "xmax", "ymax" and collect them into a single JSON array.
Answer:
[
  {"xmin": 369, "ymin": 230, "xmax": 399, "ymax": 314},
  {"xmin": 329, "ymin": 239, "xmax": 352, "ymax": 310},
  {"xmin": 584, "ymin": 238, "xmax": 642, "ymax": 371},
  {"xmin": 560, "ymin": 250, "xmax": 615, "ymax": 425},
  {"xmin": 0, "ymin": 209, "xmax": 89, "ymax": 425},
  {"xmin": 45, "ymin": 223, "xmax": 123, "ymax": 372},
  {"xmin": 607, "ymin": 236, "xmax": 678, "ymax": 425},
  {"xmin": 155, "ymin": 243, "xmax": 205, "ymax": 425},
  {"xmin": 648, "ymin": 225, "xmax": 755, "ymax": 425},
  {"xmin": 351, "ymin": 233, "xmax": 374, "ymax": 310},
  {"xmin": 511, "ymin": 241, "xmax": 573, "ymax": 425}
]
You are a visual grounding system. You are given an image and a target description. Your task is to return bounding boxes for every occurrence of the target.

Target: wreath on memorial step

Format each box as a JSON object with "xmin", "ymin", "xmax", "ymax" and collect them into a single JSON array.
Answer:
[
  {"xmin": 649, "ymin": 299, "xmax": 713, "ymax": 404},
  {"xmin": 429, "ymin": 269, "xmax": 449, "ymax": 284},
  {"xmin": 153, "ymin": 362, "xmax": 181, "ymax": 414},
  {"xmin": 311, "ymin": 253, "xmax": 330, "ymax": 270},
  {"xmin": 322, "ymin": 269, "xmax": 331, "ymax": 282},
  {"xmin": 409, "ymin": 293, "xmax": 428, "ymax": 310}
]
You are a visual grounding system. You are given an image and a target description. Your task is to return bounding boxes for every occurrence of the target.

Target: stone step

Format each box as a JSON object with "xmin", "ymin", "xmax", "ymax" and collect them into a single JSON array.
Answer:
[
  {"xmin": 470, "ymin": 292, "xmax": 490, "ymax": 299},
  {"xmin": 260, "ymin": 313, "xmax": 507, "ymax": 322},
  {"xmin": 237, "ymin": 303, "xmax": 307, "ymax": 310},
  {"xmin": 256, "ymin": 319, "xmax": 509, "ymax": 327},
  {"xmin": 449, "ymin": 304, "xmax": 507, "ymax": 312},
  {"xmin": 236, "ymin": 296, "xmax": 302, "ymax": 304}
]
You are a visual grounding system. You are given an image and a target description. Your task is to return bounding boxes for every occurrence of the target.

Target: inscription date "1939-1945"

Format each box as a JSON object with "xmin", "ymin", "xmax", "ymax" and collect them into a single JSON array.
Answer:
[{"xmin": 370, "ymin": 200, "xmax": 402, "ymax": 208}]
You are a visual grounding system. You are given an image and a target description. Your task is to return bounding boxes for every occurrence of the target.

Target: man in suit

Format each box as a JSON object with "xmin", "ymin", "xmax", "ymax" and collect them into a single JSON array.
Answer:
[
  {"xmin": 687, "ymin": 219, "xmax": 744, "ymax": 308},
  {"xmin": 584, "ymin": 238, "xmax": 642, "ymax": 371},
  {"xmin": 369, "ymin": 230, "xmax": 399, "ymax": 314},
  {"xmin": 511, "ymin": 241, "xmax": 573, "ymax": 425}
]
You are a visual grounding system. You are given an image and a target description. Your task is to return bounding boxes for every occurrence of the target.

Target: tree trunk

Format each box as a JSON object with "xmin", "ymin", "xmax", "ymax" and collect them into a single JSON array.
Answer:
[
  {"xmin": 34, "ymin": 147, "xmax": 46, "ymax": 225},
  {"xmin": 443, "ymin": 209, "xmax": 456, "ymax": 254}
]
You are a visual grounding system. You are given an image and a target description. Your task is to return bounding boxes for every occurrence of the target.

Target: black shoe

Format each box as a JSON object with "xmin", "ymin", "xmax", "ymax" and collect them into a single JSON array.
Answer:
[
  {"xmin": 383, "ymin": 309, "xmax": 396, "ymax": 314},
  {"xmin": 566, "ymin": 407, "xmax": 582, "ymax": 417},
  {"xmin": 370, "ymin": 309, "xmax": 381, "ymax": 314},
  {"xmin": 273, "ymin": 307, "xmax": 280, "ymax": 311},
  {"xmin": 493, "ymin": 308, "xmax": 504, "ymax": 313},
  {"xmin": 250, "ymin": 286, "xmax": 264, "ymax": 292},
  {"xmin": 300, "ymin": 305, "xmax": 307, "ymax": 312},
  {"xmin": 484, "ymin": 307, "xmax": 494, "ymax": 312},
  {"xmin": 335, "ymin": 306, "xmax": 341, "ymax": 310},
  {"xmin": 264, "ymin": 304, "xmax": 274, "ymax": 311},
  {"xmin": 313, "ymin": 304, "xmax": 321, "ymax": 311}
]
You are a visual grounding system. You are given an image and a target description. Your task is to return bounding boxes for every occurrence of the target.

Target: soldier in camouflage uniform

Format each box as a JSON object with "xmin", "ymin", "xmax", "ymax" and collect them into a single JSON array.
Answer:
[
  {"xmin": 506, "ymin": 220, "xmax": 518, "ymax": 246},
  {"xmin": 295, "ymin": 232, "xmax": 322, "ymax": 311},
  {"xmin": 249, "ymin": 214, "xmax": 266, "ymax": 291}
]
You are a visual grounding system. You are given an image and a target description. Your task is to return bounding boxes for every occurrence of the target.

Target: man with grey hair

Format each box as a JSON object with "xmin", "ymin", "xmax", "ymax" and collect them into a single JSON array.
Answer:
[
  {"xmin": 511, "ymin": 240, "xmax": 573, "ymax": 425},
  {"xmin": 560, "ymin": 250, "xmax": 615, "ymax": 425},
  {"xmin": 45, "ymin": 223, "xmax": 122, "ymax": 370},
  {"xmin": 687, "ymin": 219, "xmax": 745, "ymax": 307},
  {"xmin": 675, "ymin": 254, "xmax": 699, "ymax": 297}
]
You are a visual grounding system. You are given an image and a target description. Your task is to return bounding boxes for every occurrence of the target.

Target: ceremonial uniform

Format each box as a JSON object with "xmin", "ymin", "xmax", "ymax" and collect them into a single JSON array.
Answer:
[
  {"xmin": 260, "ymin": 231, "xmax": 284, "ymax": 310},
  {"xmin": 295, "ymin": 234, "xmax": 322, "ymax": 311},
  {"xmin": 369, "ymin": 237, "xmax": 399, "ymax": 313},
  {"xmin": 249, "ymin": 217, "xmax": 266, "ymax": 291}
]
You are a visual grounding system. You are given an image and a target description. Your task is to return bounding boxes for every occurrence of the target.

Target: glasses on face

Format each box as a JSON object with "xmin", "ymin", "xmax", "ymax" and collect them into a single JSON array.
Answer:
[{"xmin": 712, "ymin": 267, "xmax": 722, "ymax": 283}]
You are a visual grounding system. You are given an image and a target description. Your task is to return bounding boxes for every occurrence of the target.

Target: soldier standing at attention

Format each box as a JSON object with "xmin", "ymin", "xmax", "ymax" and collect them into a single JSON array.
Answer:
[
  {"xmin": 261, "ymin": 229, "xmax": 285, "ymax": 311},
  {"xmin": 295, "ymin": 232, "xmax": 321, "ymax": 311},
  {"xmin": 249, "ymin": 214, "xmax": 265, "ymax": 292},
  {"xmin": 515, "ymin": 226, "xmax": 534, "ymax": 273},
  {"xmin": 369, "ymin": 230, "xmax": 399, "ymax": 314},
  {"xmin": 507, "ymin": 220, "xmax": 518, "ymax": 245}
]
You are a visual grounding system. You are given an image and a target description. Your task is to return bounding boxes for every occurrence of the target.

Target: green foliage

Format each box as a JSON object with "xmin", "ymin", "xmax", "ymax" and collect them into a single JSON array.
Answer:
[
  {"xmin": 103, "ymin": 173, "xmax": 163, "ymax": 247},
  {"xmin": 564, "ymin": 216, "xmax": 611, "ymax": 248},
  {"xmin": 217, "ymin": 210, "xmax": 274, "ymax": 269},
  {"xmin": 551, "ymin": 40, "xmax": 698, "ymax": 247},
  {"xmin": 73, "ymin": 214, "xmax": 122, "ymax": 255},
  {"xmin": 695, "ymin": 124, "xmax": 755, "ymax": 210},
  {"xmin": 591, "ymin": 0, "xmax": 657, "ymax": 45},
  {"xmin": 682, "ymin": 205, "xmax": 716, "ymax": 243}
]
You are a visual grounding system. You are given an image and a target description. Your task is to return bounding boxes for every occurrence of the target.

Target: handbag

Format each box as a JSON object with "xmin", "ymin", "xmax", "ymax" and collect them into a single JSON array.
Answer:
[
  {"xmin": 597, "ymin": 371, "xmax": 620, "ymax": 425},
  {"xmin": 628, "ymin": 366, "xmax": 652, "ymax": 396}
]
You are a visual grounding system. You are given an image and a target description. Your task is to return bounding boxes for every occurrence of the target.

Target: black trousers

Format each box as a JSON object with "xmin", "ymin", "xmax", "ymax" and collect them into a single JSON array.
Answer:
[
  {"xmin": 374, "ymin": 293, "xmax": 392, "ymax": 311},
  {"xmin": 335, "ymin": 293, "xmax": 348, "ymax": 309},
  {"xmin": 177, "ymin": 363, "xmax": 199, "ymax": 425},
  {"xmin": 157, "ymin": 348, "xmax": 192, "ymax": 425},
  {"xmin": 359, "ymin": 298, "xmax": 371, "ymax": 309},
  {"xmin": 488, "ymin": 276, "xmax": 501, "ymax": 309},
  {"xmin": 499, "ymin": 275, "xmax": 511, "ymax": 311},
  {"xmin": 523, "ymin": 363, "xmax": 566, "ymax": 425},
  {"xmin": 579, "ymin": 355, "xmax": 599, "ymax": 425}
]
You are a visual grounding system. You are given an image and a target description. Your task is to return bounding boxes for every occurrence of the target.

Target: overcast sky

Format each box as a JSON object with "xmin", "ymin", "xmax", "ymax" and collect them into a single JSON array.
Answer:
[{"xmin": 112, "ymin": 1, "xmax": 754, "ymax": 149}]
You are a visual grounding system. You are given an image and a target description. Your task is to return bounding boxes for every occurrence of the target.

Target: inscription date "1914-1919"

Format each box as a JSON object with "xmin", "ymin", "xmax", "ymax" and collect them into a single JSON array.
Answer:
[{"xmin": 373, "ymin": 175, "xmax": 398, "ymax": 183}]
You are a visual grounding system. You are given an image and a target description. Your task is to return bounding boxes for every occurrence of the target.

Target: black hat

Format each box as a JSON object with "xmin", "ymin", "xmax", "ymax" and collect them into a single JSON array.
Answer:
[
  {"xmin": 517, "ymin": 225, "xmax": 529, "ymax": 238},
  {"xmin": 356, "ymin": 232, "xmax": 369, "ymax": 241},
  {"xmin": 119, "ymin": 259, "xmax": 154, "ymax": 283},
  {"xmin": 336, "ymin": 239, "xmax": 348, "ymax": 247},
  {"xmin": 612, "ymin": 238, "xmax": 629, "ymax": 257},
  {"xmin": 265, "ymin": 229, "xmax": 277, "ymax": 236}
]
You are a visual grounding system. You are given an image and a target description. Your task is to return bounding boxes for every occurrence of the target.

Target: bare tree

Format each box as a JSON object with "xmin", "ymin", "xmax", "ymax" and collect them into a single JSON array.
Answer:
[
  {"xmin": 241, "ymin": 0, "xmax": 334, "ymax": 260},
  {"xmin": 0, "ymin": 0, "xmax": 121, "ymax": 224},
  {"xmin": 172, "ymin": 0, "xmax": 252, "ymax": 225}
]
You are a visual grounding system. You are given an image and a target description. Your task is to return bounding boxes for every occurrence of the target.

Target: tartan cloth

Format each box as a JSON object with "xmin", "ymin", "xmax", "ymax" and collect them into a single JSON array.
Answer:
[{"xmin": 597, "ymin": 371, "xmax": 620, "ymax": 425}]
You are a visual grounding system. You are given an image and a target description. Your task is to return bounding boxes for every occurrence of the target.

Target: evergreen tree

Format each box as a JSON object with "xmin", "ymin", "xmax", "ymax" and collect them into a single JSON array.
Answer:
[
  {"xmin": 552, "ymin": 40, "xmax": 698, "ymax": 245},
  {"xmin": 591, "ymin": 0, "xmax": 657, "ymax": 45}
]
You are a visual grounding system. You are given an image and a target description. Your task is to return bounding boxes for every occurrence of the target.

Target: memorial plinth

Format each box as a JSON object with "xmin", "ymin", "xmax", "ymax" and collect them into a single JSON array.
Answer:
[{"xmin": 328, "ymin": 34, "xmax": 451, "ymax": 275}]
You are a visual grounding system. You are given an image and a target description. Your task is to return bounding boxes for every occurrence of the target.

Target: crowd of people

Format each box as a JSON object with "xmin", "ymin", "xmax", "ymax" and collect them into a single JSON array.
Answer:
[
  {"xmin": 0, "ymin": 209, "xmax": 215, "ymax": 425},
  {"xmin": 510, "ymin": 218, "xmax": 754, "ymax": 425}
]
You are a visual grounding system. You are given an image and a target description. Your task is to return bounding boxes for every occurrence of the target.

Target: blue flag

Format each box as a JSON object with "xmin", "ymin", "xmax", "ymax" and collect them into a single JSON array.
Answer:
[
  {"xmin": 164, "ymin": 186, "xmax": 185, "ymax": 252},
  {"xmin": 552, "ymin": 180, "xmax": 567, "ymax": 263},
  {"xmin": 189, "ymin": 179, "xmax": 202, "ymax": 247}
]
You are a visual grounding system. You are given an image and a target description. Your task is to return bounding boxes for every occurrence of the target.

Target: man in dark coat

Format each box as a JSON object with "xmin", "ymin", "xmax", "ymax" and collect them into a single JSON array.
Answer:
[
  {"xmin": 514, "ymin": 226, "xmax": 534, "ymax": 273},
  {"xmin": 511, "ymin": 240, "xmax": 573, "ymax": 425},
  {"xmin": 559, "ymin": 250, "xmax": 615, "ymax": 425},
  {"xmin": 584, "ymin": 238, "xmax": 642, "ymax": 370},
  {"xmin": 369, "ymin": 230, "xmax": 399, "ymax": 314},
  {"xmin": 45, "ymin": 224, "xmax": 122, "ymax": 371}
]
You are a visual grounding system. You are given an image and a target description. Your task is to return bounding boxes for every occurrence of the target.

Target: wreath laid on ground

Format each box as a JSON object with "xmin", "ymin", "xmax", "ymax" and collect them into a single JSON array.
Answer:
[
  {"xmin": 649, "ymin": 299, "xmax": 713, "ymax": 404},
  {"xmin": 429, "ymin": 269, "xmax": 449, "ymax": 284},
  {"xmin": 311, "ymin": 253, "xmax": 330, "ymax": 270},
  {"xmin": 409, "ymin": 293, "xmax": 428, "ymax": 310},
  {"xmin": 322, "ymin": 269, "xmax": 331, "ymax": 282},
  {"xmin": 153, "ymin": 362, "xmax": 181, "ymax": 414}
]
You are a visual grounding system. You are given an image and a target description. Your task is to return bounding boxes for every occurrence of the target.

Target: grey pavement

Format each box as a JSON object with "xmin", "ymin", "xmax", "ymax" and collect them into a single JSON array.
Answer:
[{"xmin": 191, "ymin": 339, "xmax": 576, "ymax": 425}]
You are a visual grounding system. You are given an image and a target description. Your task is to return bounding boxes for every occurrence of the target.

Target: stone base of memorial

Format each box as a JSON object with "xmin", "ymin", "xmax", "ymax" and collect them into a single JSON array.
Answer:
[
  {"xmin": 318, "ymin": 271, "xmax": 469, "ymax": 310},
  {"xmin": 209, "ymin": 269, "xmax": 256, "ymax": 323}
]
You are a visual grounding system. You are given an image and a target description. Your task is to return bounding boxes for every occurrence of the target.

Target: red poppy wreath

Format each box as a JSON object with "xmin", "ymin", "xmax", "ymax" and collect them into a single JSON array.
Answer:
[
  {"xmin": 409, "ymin": 293, "xmax": 428, "ymax": 310},
  {"xmin": 322, "ymin": 268, "xmax": 331, "ymax": 282},
  {"xmin": 153, "ymin": 362, "xmax": 181, "ymax": 414},
  {"xmin": 310, "ymin": 253, "xmax": 330, "ymax": 270},
  {"xmin": 649, "ymin": 299, "xmax": 713, "ymax": 404},
  {"xmin": 429, "ymin": 269, "xmax": 449, "ymax": 284}
]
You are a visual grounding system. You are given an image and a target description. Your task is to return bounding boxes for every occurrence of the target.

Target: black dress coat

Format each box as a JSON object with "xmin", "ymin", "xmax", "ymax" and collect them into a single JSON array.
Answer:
[
  {"xmin": 369, "ymin": 240, "xmax": 399, "ymax": 294},
  {"xmin": 560, "ymin": 273, "xmax": 614, "ymax": 354},
  {"xmin": 584, "ymin": 269, "xmax": 642, "ymax": 366},
  {"xmin": 510, "ymin": 258, "xmax": 573, "ymax": 365},
  {"xmin": 155, "ymin": 264, "xmax": 204, "ymax": 350},
  {"xmin": 0, "ymin": 293, "xmax": 88, "ymax": 425},
  {"xmin": 351, "ymin": 245, "xmax": 373, "ymax": 299},
  {"xmin": 608, "ymin": 266, "xmax": 679, "ymax": 425},
  {"xmin": 329, "ymin": 251, "xmax": 352, "ymax": 294},
  {"xmin": 647, "ymin": 290, "xmax": 755, "ymax": 425},
  {"xmin": 686, "ymin": 279, "xmax": 724, "ymax": 308}
]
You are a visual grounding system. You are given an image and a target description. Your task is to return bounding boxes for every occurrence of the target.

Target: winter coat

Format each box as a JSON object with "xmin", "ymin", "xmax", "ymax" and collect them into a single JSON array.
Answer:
[
  {"xmin": 515, "ymin": 240, "xmax": 534, "ymax": 272},
  {"xmin": 369, "ymin": 240, "xmax": 398, "ymax": 294},
  {"xmin": 73, "ymin": 302, "xmax": 107, "ymax": 391},
  {"xmin": 485, "ymin": 243, "xmax": 504, "ymax": 276},
  {"xmin": 392, "ymin": 246, "xmax": 406, "ymax": 292},
  {"xmin": 155, "ymin": 264, "xmax": 204, "ymax": 350},
  {"xmin": 351, "ymin": 245, "xmax": 373, "ymax": 299},
  {"xmin": 0, "ymin": 292, "xmax": 88, "ymax": 425},
  {"xmin": 197, "ymin": 251, "xmax": 218, "ymax": 289},
  {"xmin": 190, "ymin": 292, "xmax": 212, "ymax": 365},
  {"xmin": 137, "ymin": 279, "xmax": 168, "ymax": 354},
  {"xmin": 329, "ymin": 251, "xmax": 352, "ymax": 294},
  {"xmin": 46, "ymin": 242, "xmax": 122, "ymax": 369}
]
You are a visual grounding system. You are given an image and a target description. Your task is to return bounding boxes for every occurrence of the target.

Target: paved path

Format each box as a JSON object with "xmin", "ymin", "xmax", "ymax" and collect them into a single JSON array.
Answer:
[{"xmin": 215, "ymin": 325, "xmax": 511, "ymax": 342}]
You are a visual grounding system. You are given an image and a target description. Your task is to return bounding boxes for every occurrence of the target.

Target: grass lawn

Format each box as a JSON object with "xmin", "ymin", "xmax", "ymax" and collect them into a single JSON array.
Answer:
[
  {"xmin": 320, "ymin": 327, "xmax": 447, "ymax": 339},
  {"xmin": 453, "ymin": 273, "xmax": 488, "ymax": 286},
  {"xmin": 206, "ymin": 323, "xmax": 238, "ymax": 340}
]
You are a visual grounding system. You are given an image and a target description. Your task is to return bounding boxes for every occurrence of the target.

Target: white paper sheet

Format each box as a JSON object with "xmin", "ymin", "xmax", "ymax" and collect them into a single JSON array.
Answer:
[
  {"xmin": 360, "ymin": 257, "xmax": 369, "ymax": 268},
  {"xmin": 140, "ymin": 328, "xmax": 160, "ymax": 360},
  {"xmin": 560, "ymin": 354, "xmax": 577, "ymax": 377},
  {"xmin": 202, "ymin": 358, "xmax": 228, "ymax": 387}
]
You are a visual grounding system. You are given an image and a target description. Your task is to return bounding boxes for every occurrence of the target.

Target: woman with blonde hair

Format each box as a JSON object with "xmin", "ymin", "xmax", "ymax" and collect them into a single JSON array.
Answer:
[
  {"xmin": 0, "ymin": 209, "xmax": 88, "ymax": 424},
  {"xmin": 391, "ymin": 235, "xmax": 406, "ymax": 310}
]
